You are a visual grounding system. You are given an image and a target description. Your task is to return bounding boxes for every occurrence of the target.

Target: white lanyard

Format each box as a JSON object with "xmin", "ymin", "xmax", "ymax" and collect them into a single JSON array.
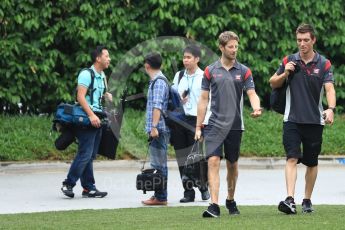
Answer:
[{"xmin": 186, "ymin": 72, "xmax": 195, "ymax": 92}]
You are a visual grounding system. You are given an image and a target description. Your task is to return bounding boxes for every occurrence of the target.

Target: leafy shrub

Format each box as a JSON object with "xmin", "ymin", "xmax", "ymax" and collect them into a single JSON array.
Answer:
[{"xmin": 1, "ymin": 0, "xmax": 344, "ymax": 113}]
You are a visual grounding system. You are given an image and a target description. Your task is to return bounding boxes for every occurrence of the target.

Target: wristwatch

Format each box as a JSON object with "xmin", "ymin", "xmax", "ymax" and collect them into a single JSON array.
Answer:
[
  {"xmin": 152, "ymin": 124, "xmax": 158, "ymax": 129},
  {"xmin": 328, "ymin": 107, "xmax": 336, "ymax": 113}
]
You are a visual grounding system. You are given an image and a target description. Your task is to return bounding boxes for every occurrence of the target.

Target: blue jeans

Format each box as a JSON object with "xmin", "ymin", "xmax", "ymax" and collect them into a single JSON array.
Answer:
[
  {"xmin": 65, "ymin": 126, "xmax": 102, "ymax": 190},
  {"xmin": 149, "ymin": 132, "xmax": 169, "ymax": 201}
]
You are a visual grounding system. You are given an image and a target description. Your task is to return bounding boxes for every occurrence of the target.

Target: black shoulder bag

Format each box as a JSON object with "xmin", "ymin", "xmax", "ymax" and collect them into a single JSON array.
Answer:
[{"xmin": 136, "ymin": 139, "xmax": 167, "ymax": 194}]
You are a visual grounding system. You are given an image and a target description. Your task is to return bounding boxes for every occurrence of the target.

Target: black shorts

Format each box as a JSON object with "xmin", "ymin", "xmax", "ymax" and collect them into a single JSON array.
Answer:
[
  {"xmin": 283, "ymin": 122, "xmax": 323, "ymax": 167},
  {"xmin": 203, "ymin": 125, "xmax": 243, "ymax": 163}
]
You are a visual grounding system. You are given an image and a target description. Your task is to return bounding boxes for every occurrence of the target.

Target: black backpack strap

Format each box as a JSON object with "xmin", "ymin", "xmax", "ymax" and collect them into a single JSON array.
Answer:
[
  {"xmin": 318, "ymin": 55, "xmax": 327, "ymax": 77},
  {"xmin": 88, "ymin": 69, "xmax": 96, "ymax": 106},
  {"xmin": 178, "ymin": 69, "xmax": 185, "ymax": 84},
  {"xmin": 150, "ymin": 76, "xmax": 169, "ymax": 119},
  {"xmin": 150, "ymin": 76, "xmax": 170, "ymax": 110},
  {"xmin": 287, "ymin": 54, "xmax": 327, "ymax": 75},
  {"xmin": 151, "ymin": 76, "xmax": 169, "ymax": 91},
  {"xmin": 286, "ymin": 54, "xmax": 296, "ymax": 84},
  {"xmin": 103, "ymin": 75, "xmax": 108, "ymax": 93},
  {"xmin": 287, "ymin": 54, "xmax": 294, "ymax": 62},
  {"xmin": 77, "ymin": 68, "xmax": 96, "ymax": 105}
]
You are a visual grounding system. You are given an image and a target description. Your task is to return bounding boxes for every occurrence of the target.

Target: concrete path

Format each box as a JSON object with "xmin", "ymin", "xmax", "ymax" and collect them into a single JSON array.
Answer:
[{"xmin": 0, "ymin": 158, "xmax": 344, "ymax": 214}]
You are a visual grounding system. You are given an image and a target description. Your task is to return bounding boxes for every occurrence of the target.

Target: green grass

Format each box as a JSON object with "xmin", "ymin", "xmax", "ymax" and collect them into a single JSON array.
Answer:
[
  {"xmin": 0, "ymin": 108, "xmax": 344, "ymax": 161},
  {"xmin": 241, "ymin": 109, "xmax": 345, "ymax": 156},
  {"xmin": 1, "ymin": 206, "xmax": 345, "ymax": 229},
  {"xmin": 0, "ymin": 115, "xmax": 77, "ymax": 161}
]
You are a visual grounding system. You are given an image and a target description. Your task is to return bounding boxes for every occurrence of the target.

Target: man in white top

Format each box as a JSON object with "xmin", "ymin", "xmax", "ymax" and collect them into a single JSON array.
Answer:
[{"xmin": 171, "ymin": 45, "xmax": 210, "ymax": 203}]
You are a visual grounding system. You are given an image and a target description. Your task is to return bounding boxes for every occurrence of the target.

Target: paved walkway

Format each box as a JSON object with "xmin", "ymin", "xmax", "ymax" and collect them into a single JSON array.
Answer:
[{"xmin": 0, "ymin": 158, "xmax": 344, "ymax": 214}]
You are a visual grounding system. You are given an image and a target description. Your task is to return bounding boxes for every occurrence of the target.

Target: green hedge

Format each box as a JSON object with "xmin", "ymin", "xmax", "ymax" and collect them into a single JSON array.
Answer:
[
  {"xmin": 0, "ymin": 108, "xmax": 344, "ymax": 161},
  {"xmin": 1, "ymin": 0, "xmax": 344, "ymax": 113}
]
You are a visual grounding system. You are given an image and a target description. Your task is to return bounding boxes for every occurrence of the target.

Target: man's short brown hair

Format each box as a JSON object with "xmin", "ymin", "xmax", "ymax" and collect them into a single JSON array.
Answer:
[
  {"xmin": 296, "ymin": 23, "xmax": 316, "ymax": 39},
  {"xmin": 218, "ymin": 31, "xmax": 239, "ymax": 46}
]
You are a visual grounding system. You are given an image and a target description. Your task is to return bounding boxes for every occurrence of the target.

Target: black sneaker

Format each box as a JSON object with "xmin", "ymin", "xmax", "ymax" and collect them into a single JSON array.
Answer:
[
  {"xmin": 61, "ymin": 182, "xmax": 74, "ymax": 198},
  {"xmin": 82, "ymin": 189, "xmax": 108, "ymax": 198},
  {"xmin": 180, "ymin": 196, "xmax": 195, "ymax": 203},
  {"xmin": 226, "ymin": 199, "xmax": 240, "ymax": 215},
  {"xmin": 302, "ymin": 199, "xmax": 314, "ymax": 213},
  {"xmin": 201, "ymin": 190, "xmax": 210, "ymax": 201},
  {"xmin": 278, "ymin": 196, "xmax": 297, "ymax": 214},
  {"xmin": 202, "ymin": 203, "xmax": 220, "ymax": 218}
]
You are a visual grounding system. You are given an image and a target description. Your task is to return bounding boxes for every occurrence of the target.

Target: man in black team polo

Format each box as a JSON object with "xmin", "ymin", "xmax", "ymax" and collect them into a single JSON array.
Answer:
[
  {"xmin": 269, "ymin": 23, "xmax": 336, "ymax": 214},
  {"xmin": 195, "ymin": 31, "xmax": 262, "ymax": 218}
]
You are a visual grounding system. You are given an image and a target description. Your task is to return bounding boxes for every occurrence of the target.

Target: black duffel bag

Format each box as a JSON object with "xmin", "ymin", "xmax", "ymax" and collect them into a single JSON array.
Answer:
[
  {"xmin": 182, "ymin": 141, "xmax": 208, "ymax": 189},
  {"xmin": 98, "ymin": 121, "xmax": 118, "ymax": 160},
  {"xmin": 136, "ymin": 168, "xmax": 167, "ymax": 194},
  {"xmin": 54, "ymin": 124, "xmax": 76, "ymax": 151}
]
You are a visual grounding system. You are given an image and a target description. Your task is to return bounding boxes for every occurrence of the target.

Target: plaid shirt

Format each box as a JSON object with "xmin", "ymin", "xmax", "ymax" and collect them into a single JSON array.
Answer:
[{"xmin": 145, "ymin": 71, "xmax": 169, "ymax": 134}]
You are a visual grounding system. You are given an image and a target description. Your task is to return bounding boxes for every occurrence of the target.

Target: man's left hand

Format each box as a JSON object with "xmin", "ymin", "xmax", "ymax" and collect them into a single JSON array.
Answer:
[
  {"xmin": 104, "ymin": 92, "xmax": 113, "ymax": 102},
  {"xmin": 150, "ymin": 127, "xmax": 159, "ymax": 138},
  {"xmin": 250, "ymin": 108, "xmax": 263, "ymax": 118}
]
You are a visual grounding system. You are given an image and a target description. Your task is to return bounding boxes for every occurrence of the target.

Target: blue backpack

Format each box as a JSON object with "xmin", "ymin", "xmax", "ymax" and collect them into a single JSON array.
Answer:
[
  {"xmin": 151, "ymin": 76, "xmax": 182, "ymax": 110},
  {"xmin": 151, "ymin": 76, "xmax": 185, "ymax": 127}
]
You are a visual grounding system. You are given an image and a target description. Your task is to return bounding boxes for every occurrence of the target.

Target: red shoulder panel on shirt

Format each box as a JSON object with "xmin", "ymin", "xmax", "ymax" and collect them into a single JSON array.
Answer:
[
  {"xmin": 283, "ymin": 56, "xmax": 288, "ymax": 66},
  {"xmin": 204, "ymin": 66, "xmax": 211, "ymax": 80},
  {"xmin": 325, "ymin": 60, "xmax": 331, "ymax": 71},
  {"xmin": 244, "ymin": 68, "xmax": 252, "ymax": 80}
]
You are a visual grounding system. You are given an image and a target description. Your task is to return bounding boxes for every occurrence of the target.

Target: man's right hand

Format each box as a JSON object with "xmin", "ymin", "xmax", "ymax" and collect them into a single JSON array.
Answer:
[
  {"xmin": 323, "ymin": 109, "xmax": 334, "ymax": 125},
  {"xmin": 89, "ymin": 114, "xmax": 101, "ymax": 128},
  {"xmin": 194, "ymin": 126, "xmax": 203, "ymax": 141},
  {"xmin": 284, "ymin": 61, "xmax": 298, "ymax": 75},
  {"xmin": 181, "ymin": 96, "xmax": 188, "ymax": 104}
]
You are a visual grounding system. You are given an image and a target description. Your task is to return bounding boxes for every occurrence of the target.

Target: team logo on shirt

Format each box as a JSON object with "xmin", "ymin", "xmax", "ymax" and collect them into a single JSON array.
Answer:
[
  {"xmin": 235, "ymin": 75, "xmax": 241, "ymax": 80},
  {"xmin": 313, "ymin": 69, "xmax": 320, "ymax": 74},
  {"xmin": 212, "ymin": 74, "xmax": 222, "ymax": 78}
]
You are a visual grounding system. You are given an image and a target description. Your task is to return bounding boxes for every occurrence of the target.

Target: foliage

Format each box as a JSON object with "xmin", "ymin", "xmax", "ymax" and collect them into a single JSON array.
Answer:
[
  {"xmin": 0, "ymin": 0, "xmax": 344, "ymax": 114},
  {"xmin": 0, "ymin": 109, "xmax": 344, "ymax": 161},
  {"xmin": 0, "ymin": 114, "xmax": 77, "ymax": 161},
  {"xmin": 1, "ymin": 206, "xmax": 345, "ymax": 230},
  {"xmin": 241, "ymin": 108, "xmax": 345, "ymax": 156}
]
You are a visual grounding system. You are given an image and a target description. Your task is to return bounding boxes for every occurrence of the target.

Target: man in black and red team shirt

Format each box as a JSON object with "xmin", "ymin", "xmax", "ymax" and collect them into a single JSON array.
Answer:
[
  {"xmin": 195, "ymin": 31, "xmax": 262, "ymax": 218},
  {"xmin": 269, "ymin": 23, "xmax": 336, "ymax": 214}
]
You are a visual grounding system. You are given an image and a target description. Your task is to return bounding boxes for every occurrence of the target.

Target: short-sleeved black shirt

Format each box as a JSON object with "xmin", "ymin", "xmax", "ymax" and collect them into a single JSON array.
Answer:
[
  {"xmin": 276, "ymin": 52, "xmax": 333, "ymax": 124},
  {"xmin": 202, "ymin": 60, "xmax": 255, "ymax": 130}
]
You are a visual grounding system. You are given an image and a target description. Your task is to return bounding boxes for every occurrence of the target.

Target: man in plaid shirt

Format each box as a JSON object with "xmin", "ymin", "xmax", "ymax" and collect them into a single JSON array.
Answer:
[{"xmin": 142, "ymin": 52, "xmax": 170, "ymax": 205}]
